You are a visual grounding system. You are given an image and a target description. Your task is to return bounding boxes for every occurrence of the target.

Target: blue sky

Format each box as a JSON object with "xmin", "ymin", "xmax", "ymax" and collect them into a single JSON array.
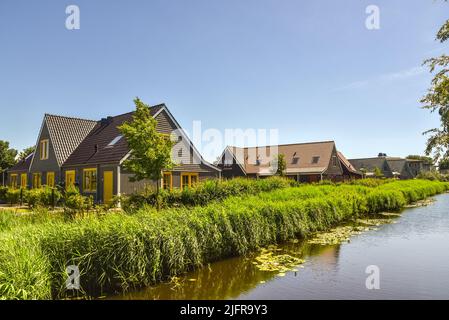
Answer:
[{"xmin": 0, "ymin": 0, "xmax": 447, "ymax": 162}]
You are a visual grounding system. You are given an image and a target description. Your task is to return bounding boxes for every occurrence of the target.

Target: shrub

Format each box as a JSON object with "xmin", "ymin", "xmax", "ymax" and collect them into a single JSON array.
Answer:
[
  {"xmin": 5, "ymin": 188, "xmax": 23, "ymax": 205},
  {"xmin": 120, "ymin": 177, "xmax": 295, "ymax": 211},
  {"xmin": 26, "ymin": 187, "xmax": 62, "ymax": 208},
  {"xmin": 63, "ymin": 187, "xmax": 93, "ymax": 214},
  {"xmin": 416, "ymin": 171, "xmax": 449, "ymax": 182},
  {"xmin": 0, "ymin": 186, "xmax": 8, "ymax": 203}
]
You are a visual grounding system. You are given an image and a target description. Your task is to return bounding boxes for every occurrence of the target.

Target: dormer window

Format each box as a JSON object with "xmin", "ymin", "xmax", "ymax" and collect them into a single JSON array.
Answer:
[
  {"xmin": 106, "ymin": 135, "xmax": 123, "ymax": 148},
  {"xmin": 40, "ymin": 139, "xmax": 49, "ymax": 160},
  {"xmin": 312, "ymin": 156, "xmax": 320, "ymax": 164}
]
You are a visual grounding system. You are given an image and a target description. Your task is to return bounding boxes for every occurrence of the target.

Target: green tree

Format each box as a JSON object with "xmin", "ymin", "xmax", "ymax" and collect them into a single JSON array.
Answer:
[
  {"xmin": 406, "ymin": 155, "xmax": 434, "ymax": 165},
  {"xmin": 18, "ymin": 146, "xmax": 35, "ymax": 162},
  {"xmin": 422, "ymin": 2, "xmax": 449, "ymax": 162},
  {"xmin": 118, "ymin": 98, "xmax": 174, "ymax": 197},
  {"xmin": 275, "ymin": 153, "xmax": 287, "ymax": 177},
  {"xmin": 374, "ymin": 167, "xmax": 384, "ymax": 178},
  {"xmin": 439, "ymin": 158, "xmax": 449, "ymax": 170},
  {"xmin": 0, "ymin": 140, "xmax": 17, "ymax": 185}
]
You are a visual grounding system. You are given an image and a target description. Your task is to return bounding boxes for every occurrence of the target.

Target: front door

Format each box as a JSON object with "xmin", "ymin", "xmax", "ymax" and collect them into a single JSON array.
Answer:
[{"xmin": 103, "ymin": 171, "xmax": 113, "ymax": 204}]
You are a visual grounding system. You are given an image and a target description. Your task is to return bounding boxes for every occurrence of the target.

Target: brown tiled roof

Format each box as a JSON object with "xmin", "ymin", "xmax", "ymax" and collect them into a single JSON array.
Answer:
[
  {"xmin": 226, "ymin": 141, "xmax": 336, "ymax": 175},
  {"xmin": 348, "ymin": 157, "xmax": 390, "ymax": 172},
  {"xmin": 45, "ymin": 114, "xmax": 97, "ymax": 166},
  {"xmin": 63, "ymin": 105, "xmax": 164, "ymax": 166},
  {"xmin": 337, "ymin": 151, "xmax": 360, "ymax": 174},
  {"xmin": 386, "ymin": 158, "xmax": 408, "ymax": 174},
  {"xmin": 9, "ymin": 152, "xmax": 34, "ymax": 172}
]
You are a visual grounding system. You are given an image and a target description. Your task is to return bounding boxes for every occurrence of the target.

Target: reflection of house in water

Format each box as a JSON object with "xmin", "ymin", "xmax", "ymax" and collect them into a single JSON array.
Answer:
[{"xmin": 312, "ymin": 246, "xmax": 341, "ymax": 270}]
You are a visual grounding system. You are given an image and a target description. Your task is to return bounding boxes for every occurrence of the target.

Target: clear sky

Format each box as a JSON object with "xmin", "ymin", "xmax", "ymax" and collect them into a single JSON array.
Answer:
[{"xmin": 0, "ymin": 0, "xmax": 447, "ymax": 162}]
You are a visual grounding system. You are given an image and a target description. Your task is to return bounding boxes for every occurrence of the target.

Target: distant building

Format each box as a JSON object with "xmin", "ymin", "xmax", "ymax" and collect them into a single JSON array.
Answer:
[
  {"xmin": 217, "ymin": 141, "xmax": 361, "ymax": 182},
  {"xmin": 349, "ymin": 154, "xmax": 433, "ymax": 179}
]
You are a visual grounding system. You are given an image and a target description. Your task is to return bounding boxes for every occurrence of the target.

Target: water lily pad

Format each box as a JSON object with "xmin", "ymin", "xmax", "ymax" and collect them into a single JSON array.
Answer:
[{"xmin": 253, "ymin": 247, "xmax": 305, "ymax": 273}]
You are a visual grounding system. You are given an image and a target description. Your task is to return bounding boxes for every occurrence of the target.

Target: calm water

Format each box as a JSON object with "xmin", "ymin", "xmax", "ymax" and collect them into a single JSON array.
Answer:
[{"xmin": 114, "ymin": 193, "xmax": 449, "ymax": 300}]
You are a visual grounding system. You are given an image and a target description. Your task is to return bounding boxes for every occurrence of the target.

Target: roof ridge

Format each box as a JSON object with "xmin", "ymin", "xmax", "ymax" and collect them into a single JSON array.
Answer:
[
  {"xmin": 106, "ymin": 103, "xmax": 166, "ymax": 119},
  {"xmin": 227, "ymin": 140, "xmax": 335, "ymax": 150},
  {"xmin": 349, "ymin": 157, "xmax": 388, "ymax": 161},
  {"xmin": 45, "ymin": 113, "xmax": 97, "ymax": 123}
]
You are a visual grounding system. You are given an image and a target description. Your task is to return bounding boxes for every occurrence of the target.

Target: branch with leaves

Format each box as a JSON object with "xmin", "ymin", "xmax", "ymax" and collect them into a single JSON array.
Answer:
[{"xmin": 422, "ymin": 2, "xmax": 449, "ymax": 164}]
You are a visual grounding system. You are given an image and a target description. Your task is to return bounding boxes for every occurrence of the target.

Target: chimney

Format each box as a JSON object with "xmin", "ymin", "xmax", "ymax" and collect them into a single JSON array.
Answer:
[{"xmin": 100, "ymin": 116, "xmax": 113, "ymax": 126}]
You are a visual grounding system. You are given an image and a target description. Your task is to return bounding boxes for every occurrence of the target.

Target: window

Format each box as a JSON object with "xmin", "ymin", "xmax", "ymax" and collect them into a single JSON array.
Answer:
[
  {"xmin": 83, "ymin": 168, "xmax": 97, "ymax": 193},
  {"xmin": 292, "ymin": 157, "xmax": 299, "ymax": 165},
  {"xmin": 65, "ymin": 170, "xmax": 76, "ymax": 190},
  {"xmin": 21, "ymin": 173, "xmax": 27, "ymax": 189},
  {"xmin": 10, "ymin": 174, "xmax": 18, "ymax": 189},
  {"xmin": 312, "ymin": 156, "xmax": 320, "ymax": 164},
  {"xmin": 40, "ymin": 139, "xmax": 49, "ymax": 160},
  {"xmin": 178, "ymin": 149, "xmax": 183, "ymax": 158},
  {"xmin": 47, "ymin": 172, "xmax": 55, "ymax": 188},
  {"xmin": 106, "ymin": 135, "xmax": 123, "ymax": 147},
  {"xmin": 181, "ymin": 173, "xmax": 199, "ymax": 190},
  {"xmin": 162, "ymin": 172, "xmax": 172, "ymax": 190},
  {"xmin": 32, "ymin": 173, "xmax": 41, "ymax": 189}
]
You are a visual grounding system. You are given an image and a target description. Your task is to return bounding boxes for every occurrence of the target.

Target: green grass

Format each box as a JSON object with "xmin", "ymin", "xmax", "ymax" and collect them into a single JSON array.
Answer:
[{"xmin": 0, "ymin": 179, "xmax": 448, "ymax": 299}]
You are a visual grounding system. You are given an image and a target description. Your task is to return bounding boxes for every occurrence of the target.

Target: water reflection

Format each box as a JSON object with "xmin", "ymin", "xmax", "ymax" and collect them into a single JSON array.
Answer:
[{"xmin": 113, "ymin": 242, "xmax": 340, "ymax": 300}]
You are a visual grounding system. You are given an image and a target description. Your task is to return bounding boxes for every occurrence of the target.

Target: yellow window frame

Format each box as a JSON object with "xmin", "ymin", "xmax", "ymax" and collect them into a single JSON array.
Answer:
[
  {"xmin": 162, "ymin": 172, "xmax": 173, "ymax": 190},
  {"xmin": 180, "ymin": 172, "xmax": 199, "ymax": 190},
  {"xmin": 47, "ymin": 172, "xmax": 55, "ymax": 188},
  {"xmin": 83, "ymin": 168, "xmax": 97, "ymax": 193},
  {"xmin": 65, "ymin": 170, "xmax": 76, "ymax": 190},
  {"xmin": 21, "ymin": 173, "xmax": 27, "ymax": 189},
  {"xmin": 32, "ymin": 173, "xmax": 42, "ymax": 189},
  {"xmin": 40, "ymin": 139, "xmax": 49, "ymax": 160},
  {"xmin": 10, "ymin": 174, "xmax": 18, "ymax": 189}
]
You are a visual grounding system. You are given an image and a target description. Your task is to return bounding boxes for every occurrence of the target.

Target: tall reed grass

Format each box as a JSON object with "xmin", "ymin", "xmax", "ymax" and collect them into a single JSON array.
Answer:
[{"xmin": 0, "ymin": 179, "xmax": 448, "ymax": 299}]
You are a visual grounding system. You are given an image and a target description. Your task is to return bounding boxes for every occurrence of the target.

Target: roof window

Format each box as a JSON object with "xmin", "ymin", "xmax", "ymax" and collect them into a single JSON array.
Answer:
[{"xmin": 106, "ymin": 135, "xmax": 123, "ymax": 147}]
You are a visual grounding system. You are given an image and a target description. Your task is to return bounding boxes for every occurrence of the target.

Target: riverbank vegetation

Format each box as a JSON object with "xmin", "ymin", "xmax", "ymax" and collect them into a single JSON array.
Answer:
[{"xmin": 0, "ymin": 179, "xmax": 448, "ymax": 300}]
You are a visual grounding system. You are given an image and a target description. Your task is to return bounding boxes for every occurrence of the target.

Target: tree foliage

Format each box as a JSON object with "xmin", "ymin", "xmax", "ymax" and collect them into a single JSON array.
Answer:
[
  {"xmin": 118, "ymin": 98, "xmax": 174, "ymax": 185},
  {"xmin": 422, "ymin": 2, "xmax": 449, "ymax": 162},
  {"xmin": 18, "ymin": 146, "xmax": 35, "ymax": 162},
  {"xmin": 275, "ymin": 153, "xmax": 287, "ymax": 177},
  {"xmin": 0, "ymin": 140, "xmax": 17, "ymax": 173},
  {"xmin": 439, "ymin": 158, "xmax": 449, "ymax": 170},
  {"xmin": 374, "ymin": 167, "xmax": 384, "ymax": 178},
  {"xmin": 406, "ymin": 155, "xmax": 434, "ymax": 165}
]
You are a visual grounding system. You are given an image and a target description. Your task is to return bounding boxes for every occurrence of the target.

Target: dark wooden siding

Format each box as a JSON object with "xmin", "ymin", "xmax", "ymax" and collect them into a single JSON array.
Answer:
[
  {"xmin": 30, "ymin": 121, "xmax": 61, "ymax": 183},
  {"xmin": 217, "ymin": 149, "xmax": 246, "ymax": 179}
]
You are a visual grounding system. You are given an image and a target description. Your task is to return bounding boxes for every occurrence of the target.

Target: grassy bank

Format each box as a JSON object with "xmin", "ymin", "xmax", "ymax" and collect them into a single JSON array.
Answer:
[{"xmin": 0, "ymin": 179, "xmax": 448, "ymax": 299}]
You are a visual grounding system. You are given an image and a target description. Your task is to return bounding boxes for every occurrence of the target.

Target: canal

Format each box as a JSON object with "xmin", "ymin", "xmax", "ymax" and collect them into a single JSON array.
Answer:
[{"xmin": 112, "ymin": 193, "xmax": 449, "ymax": 300}]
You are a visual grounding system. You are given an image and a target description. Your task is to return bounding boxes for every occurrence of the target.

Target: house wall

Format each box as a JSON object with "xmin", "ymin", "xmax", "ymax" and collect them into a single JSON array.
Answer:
[
  {"xmin": 217, "ymin": 149, "xmax": 247, "ymax": 179},
  {"xmin": 61, "ymin": 164, "xmax": 119, "ymax": 203},
  {"xmin": 7, "ymin": 170, "xmax": 29, "ymax": 188},
  {"xmin": 30, "ymin": 121, "xmax": 61, "ymax": 185},
  {"xmin": 323, "ymin": 146, "xmax": 343, "ymax": 179},
  {"xmin": 120, "ymin": 165, "xmax": 219, "ymax": 195}
]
